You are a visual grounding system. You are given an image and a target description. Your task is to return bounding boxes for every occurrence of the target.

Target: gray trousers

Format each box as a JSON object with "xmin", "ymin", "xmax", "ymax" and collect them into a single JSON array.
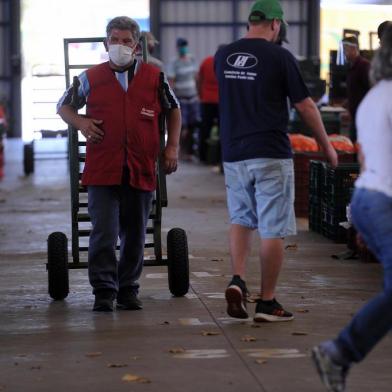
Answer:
[{"xmin": 87, "ymin": 177, "xmax": 153, "ymax": 295}]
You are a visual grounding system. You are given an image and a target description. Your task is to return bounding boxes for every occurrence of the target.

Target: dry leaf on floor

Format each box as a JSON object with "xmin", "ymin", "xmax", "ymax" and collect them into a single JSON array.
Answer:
[
  {"xmin": 255, "ymin": 359, "xmax": 268, "ymax": 365},
  {"xmin": 297, "ymin": 309, "xmax": 309, "ymax": 313},
  {"xmin": 285, "ymin": 244, "xmax": 298, "ymax": 250},
  {"xmin": 122, "ymin": 374, "xmax": 151, "ymax": 383},
  {"xmin": 211, "ymin": 258, "xmax": 224, "ymax": 262},
  {"xmin": 241, "ymin": 335, "xmax": 257, "ymax": 342},
  {"xmin": 107, "ymin": 363, "xmax": 128, "ymax": 368},
  {"xmin": 169, "ymin": 348, "xmax": 185, "ymax": 354},
  {"xmin": 138, "ymin": 378, "xmax": 151, "ymax": 384},
  {"xmin": 201, "ymin": 330, "xmax": 220, "ymax": 336},
  {"xmin": 292, "ymin": 332, "xmax": 308, "ymax": 336},
  {"xmin": 85, "ymin": 352, "xmax": 102, "ymax": 358}
]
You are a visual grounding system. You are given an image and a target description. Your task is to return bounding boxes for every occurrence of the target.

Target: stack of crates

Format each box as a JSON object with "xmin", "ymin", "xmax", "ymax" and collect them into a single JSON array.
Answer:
[
  {"xmin": 309, "ymin": 160, "xmax": 359, "ymax": 243},
  {"xmin": 308, "ymin": 160, "xmax": 327, "ymax": 232},
  {"xmin": 322, "ymin": 163, "xmax": 360, "ymax": 242},
  {"xmin": 294, "ymin": 152, "xmax": 332, "ymax": 217},
  {"xmin": 295, "ymin": 152, "xmax": 355, "ymax": 218}
]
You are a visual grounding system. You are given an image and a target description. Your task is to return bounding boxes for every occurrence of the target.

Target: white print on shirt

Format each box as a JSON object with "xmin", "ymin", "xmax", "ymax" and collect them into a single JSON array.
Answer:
[
  {"xmin": 224, "ymin": 70, "xmax": 257, "ymax": 81},
  {"xmin": 226, "ymin": 53, "xmax": 258, "ymax": 69},
  {"xmin": 140, "ymin": 108, "xmax": 155, "ymax": 118}
]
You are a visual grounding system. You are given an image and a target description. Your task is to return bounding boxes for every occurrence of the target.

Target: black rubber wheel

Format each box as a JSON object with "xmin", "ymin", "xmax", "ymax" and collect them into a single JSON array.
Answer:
[
  {"xmin": 23, "ymin": 142, "xmax": 34, "ymax": 175},
  {"xmin": 167, "ymin": 228, "xmax": 189, "ymax": 297},
  {"xmin": 47, "ymin": 232, "xmax": 69, "ymax": 300}
]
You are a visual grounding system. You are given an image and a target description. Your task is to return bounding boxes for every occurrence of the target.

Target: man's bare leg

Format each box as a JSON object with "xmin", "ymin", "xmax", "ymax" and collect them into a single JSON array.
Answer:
[
  {"xmin": 259, "ymin": 238, "xmax": 284, "ymax": 300},
  {"xmin": 229, "ymin": 224, "xmax": 253, "ymax": 278},
  {"xmin": 253, "ymin": 237, "xmax": 293, "ymax": 322},
  {"xmin": 225, "ymin": 224, "xmax": 253, "ymax": 319}
]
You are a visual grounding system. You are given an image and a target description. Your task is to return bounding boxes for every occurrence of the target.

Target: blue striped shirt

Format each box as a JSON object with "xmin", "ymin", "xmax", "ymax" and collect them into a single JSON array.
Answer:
[{"xmin": 57, "ymin": 59, "xmax": 180, "ymax": 112}]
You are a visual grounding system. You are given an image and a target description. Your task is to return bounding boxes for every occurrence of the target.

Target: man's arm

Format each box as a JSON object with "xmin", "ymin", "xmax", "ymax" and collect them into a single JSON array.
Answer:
[
  {"xmin": 58, "ymin": 105, "xmax": 104, "ymax": 143},
  {"xmin": 163, "ymin": 108, "xmax": 181, "ymax": 174},
  {"xmin": 294, "ymin": 97, "xmax": 338, "ymax": 167},
  {"xmin": 57, "ymin": 72, "xmax": 104, "ymax": 143}
]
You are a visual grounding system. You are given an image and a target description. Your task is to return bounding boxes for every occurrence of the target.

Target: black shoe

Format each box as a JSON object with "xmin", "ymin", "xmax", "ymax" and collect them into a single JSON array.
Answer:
[
  {"xmin": 254, "ymin": 298, "xmax": 294, "ymax": 322},
  {"xmin": 225, "ymin": 275, "xmax": 249, "ymax": 319},
  {"xmin": 93, "ymin": 290, "xmax": 115, "ymax": 312},
  {"xmin": 117, "ymin": 291, "xmax": 143, "ymax": 310}
]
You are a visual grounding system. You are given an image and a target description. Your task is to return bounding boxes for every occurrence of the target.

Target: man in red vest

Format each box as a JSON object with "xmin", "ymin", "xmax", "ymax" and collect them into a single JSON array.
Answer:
[{"xmin": 58, "ymin": 16, "xmax": 181, "ymax": 312}]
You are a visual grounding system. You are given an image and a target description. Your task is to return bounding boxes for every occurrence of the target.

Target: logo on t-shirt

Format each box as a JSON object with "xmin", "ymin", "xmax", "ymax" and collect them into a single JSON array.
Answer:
[{"xmin": 226, "ymin": 53, "xmax": 258, "ymax": 69}]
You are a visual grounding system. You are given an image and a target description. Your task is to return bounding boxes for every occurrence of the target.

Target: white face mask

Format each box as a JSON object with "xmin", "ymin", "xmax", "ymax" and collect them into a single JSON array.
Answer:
[{"xmin": 108, "ymin": 44, "xmax": 135, "ymax": 67}]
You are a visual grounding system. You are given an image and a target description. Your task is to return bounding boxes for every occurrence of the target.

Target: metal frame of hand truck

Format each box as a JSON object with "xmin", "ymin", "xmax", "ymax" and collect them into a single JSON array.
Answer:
[{"xmin": 46, "ymin": 35, "xmax": 189, "ymax": 300}]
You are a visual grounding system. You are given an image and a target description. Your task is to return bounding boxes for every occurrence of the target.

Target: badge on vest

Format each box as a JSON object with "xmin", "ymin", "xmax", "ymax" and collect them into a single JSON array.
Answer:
[{"xmin": 140, "ymin": 107, "xmax": 155, "ymax": 121}]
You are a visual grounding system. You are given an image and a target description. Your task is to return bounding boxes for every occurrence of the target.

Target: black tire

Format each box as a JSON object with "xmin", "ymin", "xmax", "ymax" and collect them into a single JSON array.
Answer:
[
  {"xmin": 47, "ymin": 232, "xmax": 69, "ymax": 300},
  {"xmin": 23, "ymin": 142, "xmax": 34, "ymax": 175},
  {"xmin": 167, "ymin": 228, "xmax": 189, "ymax": 297}
]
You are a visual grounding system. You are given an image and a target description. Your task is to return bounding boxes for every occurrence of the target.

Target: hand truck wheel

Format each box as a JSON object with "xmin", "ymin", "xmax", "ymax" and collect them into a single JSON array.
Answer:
[
  {"xmin": 167, "ymin": 228, "xmax": 189, "ymax": 297},
  {"xmin": 47, "ymin": 232, "xmax": 69, "ymax": 300}
]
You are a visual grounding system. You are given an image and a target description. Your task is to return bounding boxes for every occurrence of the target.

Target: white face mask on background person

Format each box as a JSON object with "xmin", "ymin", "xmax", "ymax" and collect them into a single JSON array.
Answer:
[{"xmin": 108, "ymin": 44, "xmax": 135, "ymax": 67}]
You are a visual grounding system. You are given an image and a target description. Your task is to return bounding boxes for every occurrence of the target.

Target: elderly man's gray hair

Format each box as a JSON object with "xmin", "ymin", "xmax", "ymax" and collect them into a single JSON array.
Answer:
[
  {"xmin": 106, "ymin": 16, "xmax": 141, "ymax": 42},
  {"xmin": 370, "ymin": 25, "xmax": 392, "ymax": 84}
]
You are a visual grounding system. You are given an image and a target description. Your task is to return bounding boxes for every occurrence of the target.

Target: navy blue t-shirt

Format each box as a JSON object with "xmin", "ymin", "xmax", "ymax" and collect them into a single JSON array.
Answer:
[{"xmin": 214, "ymin": 38, "xmax": 309, "ymax": 162}]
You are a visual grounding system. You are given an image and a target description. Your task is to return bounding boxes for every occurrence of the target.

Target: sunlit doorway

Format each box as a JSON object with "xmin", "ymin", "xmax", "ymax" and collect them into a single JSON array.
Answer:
[{"xmin": 21, "ymin": 0, "xmax": 149, "ymax": 142}]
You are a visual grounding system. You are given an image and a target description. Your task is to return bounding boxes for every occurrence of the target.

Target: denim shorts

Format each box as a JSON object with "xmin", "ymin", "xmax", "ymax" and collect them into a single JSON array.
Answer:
[{"xmin": 223, "ymin": 158, "xmax": 296, "ymax": 238}]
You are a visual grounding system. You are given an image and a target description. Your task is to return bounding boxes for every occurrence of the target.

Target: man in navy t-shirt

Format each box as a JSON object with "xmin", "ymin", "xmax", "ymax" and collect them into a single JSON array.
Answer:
[{"xmin": 215, "ymin": 0, "xmax": 337, "ymax": 322}]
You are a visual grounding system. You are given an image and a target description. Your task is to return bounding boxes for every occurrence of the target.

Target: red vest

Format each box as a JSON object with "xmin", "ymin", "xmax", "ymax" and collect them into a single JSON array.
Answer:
[{"xmin": 82, "ymin": 62, "xmax": 161, "ymax": 191}]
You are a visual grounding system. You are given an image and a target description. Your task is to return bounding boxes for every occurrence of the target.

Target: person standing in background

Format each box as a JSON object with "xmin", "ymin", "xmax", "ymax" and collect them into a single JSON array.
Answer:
[
  {"xmin": 197, "ymin": 47, "xmax": 221, "ymax": 163},
  {"xmin": 341, "ymin": 36, "xmax": 370, "ymax": 143},
  {"xmin": 377, "ymin": 20, "xmax": 392, "ymax": 45},
  {"xmin": 312, "ymin": 25, "xmax": 392, "ymax": 392},
  {"xmin": 143, "ymin": 31, "xmax": 163, "ymax": 70},
  {"xmin": 167, "ymin": 38, "xmax": 200, "ymax": 161}
]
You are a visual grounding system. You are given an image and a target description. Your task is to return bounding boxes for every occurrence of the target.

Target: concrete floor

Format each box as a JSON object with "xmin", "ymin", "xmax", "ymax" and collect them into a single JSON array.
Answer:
[{"xmin": 0, "ymin": 139, "xmax": 390, "ymax": 392}]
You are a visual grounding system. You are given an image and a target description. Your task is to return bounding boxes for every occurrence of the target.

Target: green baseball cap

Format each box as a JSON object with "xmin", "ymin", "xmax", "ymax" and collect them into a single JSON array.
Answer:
[{"xmin": 249, "ymin": 0, "xmax": 285, "ymax": 22}]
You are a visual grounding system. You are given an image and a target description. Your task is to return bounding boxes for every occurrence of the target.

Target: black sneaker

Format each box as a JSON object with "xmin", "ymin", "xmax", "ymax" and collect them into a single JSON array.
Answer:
[
  {"xmin": 253, "ymin": 298, "xmax": 294, "ymax": 322},
  {"xmin": 117, "ymin": 291, "xmax": 143, "ymax": 310},
  {"xmin": 225, "ymin": 275, "xmax": 249, "ymax": 319},
  {"xmin": 93, "ymin": 290, "xmax": 115, "ymax": 312},
  {"xmin": 312, "ymin": 344, "xmax": 349, "ymax": 392}
]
